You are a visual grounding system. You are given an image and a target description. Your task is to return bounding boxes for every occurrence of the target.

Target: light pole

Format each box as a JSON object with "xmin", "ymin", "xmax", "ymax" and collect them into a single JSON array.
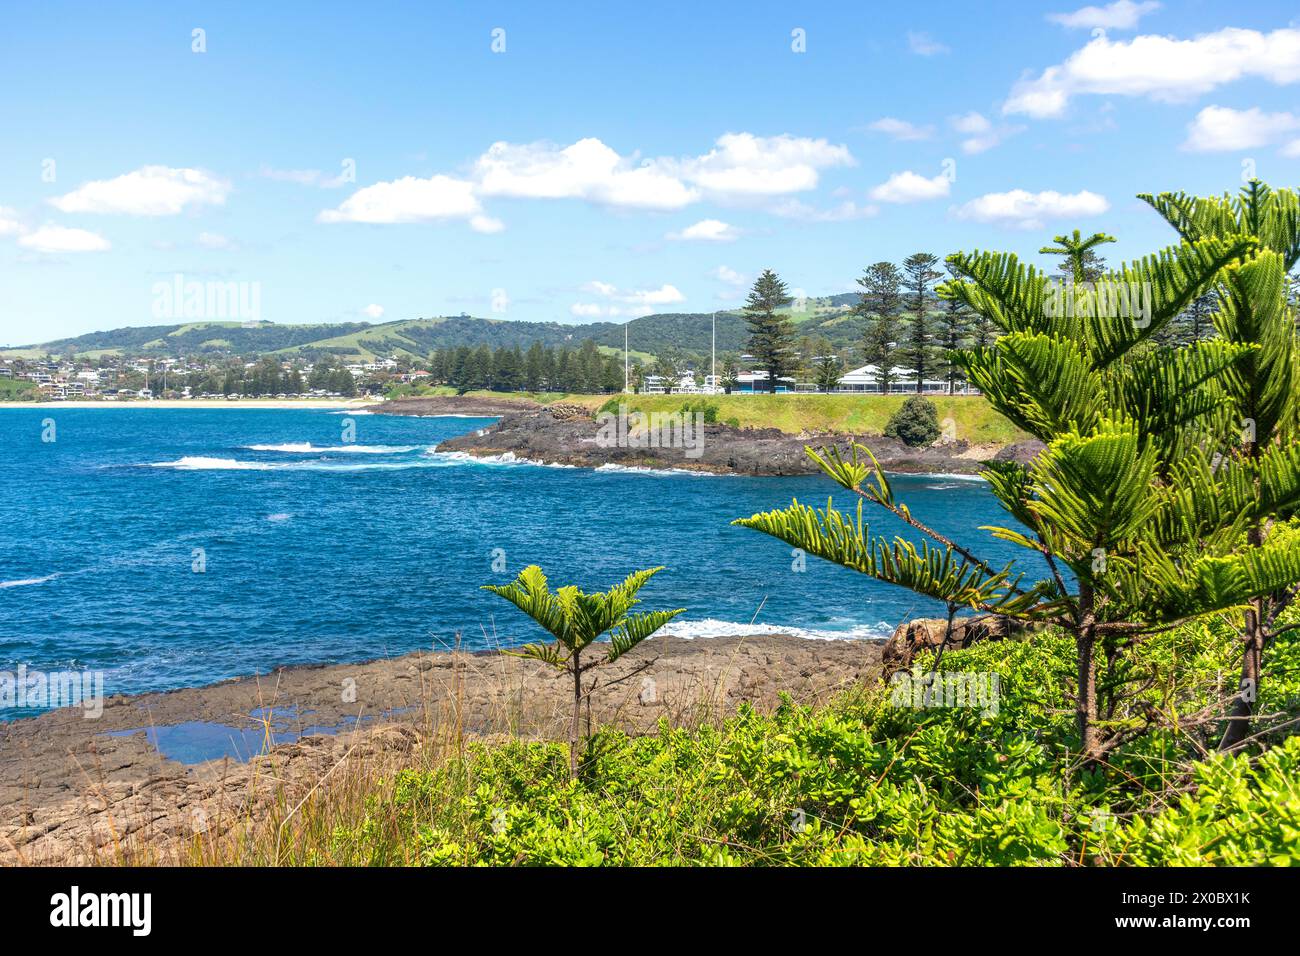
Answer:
[{"xmin": 711, "ymin": 311, "xmax": 716, "ymax": 393}]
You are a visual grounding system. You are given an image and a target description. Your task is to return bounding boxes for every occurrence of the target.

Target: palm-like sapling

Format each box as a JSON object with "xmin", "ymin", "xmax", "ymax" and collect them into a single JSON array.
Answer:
[{"xmin": 483, "ymin": 565, "xmax": 683, "ymax": 778}]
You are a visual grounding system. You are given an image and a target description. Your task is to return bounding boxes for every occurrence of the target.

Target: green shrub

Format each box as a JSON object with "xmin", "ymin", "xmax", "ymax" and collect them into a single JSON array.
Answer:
[
  {"xmin": 678, "ymin": 399, "xmax": 718, "ymax": 423},
  {"xmin": 325, "ymin": 624, "xmax": 1300, "ymax": 866},
  {"xmin": 883, "ymin": 395, "xmax": 941, "ymax": 446},
  {"xmin": 1095, "ymin": 737, "xmax": 1300, "ymax": 866}
]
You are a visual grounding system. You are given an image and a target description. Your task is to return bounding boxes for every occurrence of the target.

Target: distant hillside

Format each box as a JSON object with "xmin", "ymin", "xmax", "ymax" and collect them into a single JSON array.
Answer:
[
  {"xmin": 8, "ymin": 294, "xmax": 865, "ymax": 363},
  {"xmin": 15, "ymin": 321, "xmax": 372, "ymax": 359}
]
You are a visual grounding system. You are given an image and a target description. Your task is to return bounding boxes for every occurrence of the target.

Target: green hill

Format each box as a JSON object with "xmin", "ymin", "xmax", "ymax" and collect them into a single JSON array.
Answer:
[
  {"xmin": 6, "ymin": 294, "xmax": 865, "ymax": 363},
  {"xmin": 13, "ymin": 320, "xmax": 372, "ymax": 360}
]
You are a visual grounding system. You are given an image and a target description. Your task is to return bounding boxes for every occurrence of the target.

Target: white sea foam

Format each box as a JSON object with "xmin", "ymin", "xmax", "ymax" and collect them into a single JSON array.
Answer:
[
  {"xmin": 265, "ymin": 513, "xmax": 293, "ymax": 522},
  {"xmin": 659, "ymin": 617, "xmax": 894, "ymax": 642},
  {"xmin": 244, "ymin": 443, "xmax": 419, "ymax": 454},
  {"xmin": 244, "ymin": 442, "xmax": 316, "ymax": 453},
  {"xmin": 0, "ymin": 573, "xmax": 62, "ymax": 589},
  {"xmin": 151, "ymin": 456, "xmax": 277, "ymax": 471},
  {"xmin": 425, "ymin": 449, "xmax": 575, "ymax": 469},
  {"xmin": 898, "ymin": 471, "xmax": 987, "ymax": 482},
  {"xmin": 594, "ymin": 463, "xmax": 721, "ymax": 477}
]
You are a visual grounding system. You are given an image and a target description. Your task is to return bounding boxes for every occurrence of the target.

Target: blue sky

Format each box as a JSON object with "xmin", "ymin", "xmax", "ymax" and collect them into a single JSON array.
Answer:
[{"xmin": 2, "ymin": 0, "xmax": 1299, "ymax": 344}]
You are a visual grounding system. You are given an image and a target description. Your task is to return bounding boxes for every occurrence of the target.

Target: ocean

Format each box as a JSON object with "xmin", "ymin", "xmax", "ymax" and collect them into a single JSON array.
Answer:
[{"xmin": 0, "ymin": 407, "xmax": 1035, "ymax": 714}]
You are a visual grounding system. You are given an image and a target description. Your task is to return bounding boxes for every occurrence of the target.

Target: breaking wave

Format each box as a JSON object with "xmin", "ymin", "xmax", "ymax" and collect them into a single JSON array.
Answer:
[
  {"xmin": 243, "ymin": 443, "xmax": 419, "ymax": 454},
  {"xmin": 659, "ymin": 617, "xmax": 894, "ymax": 641}
]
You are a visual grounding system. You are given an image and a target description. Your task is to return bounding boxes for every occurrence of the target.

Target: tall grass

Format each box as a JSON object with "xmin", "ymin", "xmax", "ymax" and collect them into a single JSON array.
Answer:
[{"xmin": 32, "ymin": 635, "xmax": 844, "ymax": 866}]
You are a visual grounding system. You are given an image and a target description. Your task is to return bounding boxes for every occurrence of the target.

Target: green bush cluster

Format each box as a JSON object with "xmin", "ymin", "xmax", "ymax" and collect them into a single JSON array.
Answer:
[
  {"xmin": 883, "ymin": 395, "xmax": 941, "ymax": 446},
  {"xmin": 327, "ymin": 623, "xmax": 1300, "ymax": 866},
  {"xmin": 678, "ymin": 399, "xmax": 719, "ymax": 423},
  {"xmin": 594, "ymin": 398, "xmax": 721, "ymax": 423}
]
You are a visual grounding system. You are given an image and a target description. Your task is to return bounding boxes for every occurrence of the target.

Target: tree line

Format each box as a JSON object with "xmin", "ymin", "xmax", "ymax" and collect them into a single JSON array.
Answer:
[
  {"xmin": 426, "ymin": 340, "xmax": 625, "ymax": 394},
  {"xmin": 738, "ymin": 178, "xmax": 1300, "ymax": 766},
  {"xmin": 738, "ymin": 241, "xmax": 1227, "ymax": 394}
]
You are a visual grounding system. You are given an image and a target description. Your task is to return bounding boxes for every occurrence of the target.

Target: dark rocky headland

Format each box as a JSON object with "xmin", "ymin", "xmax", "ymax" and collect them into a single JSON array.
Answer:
[{"xmin": 421, "ymin": 401, "xmax": 1043, "ymax": 476}]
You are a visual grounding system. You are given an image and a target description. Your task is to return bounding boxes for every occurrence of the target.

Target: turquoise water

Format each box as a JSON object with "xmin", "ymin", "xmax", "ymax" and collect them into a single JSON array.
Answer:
[{"xmin": 0, "ymin": 408, "xmax": 1034, "ymax": 715}]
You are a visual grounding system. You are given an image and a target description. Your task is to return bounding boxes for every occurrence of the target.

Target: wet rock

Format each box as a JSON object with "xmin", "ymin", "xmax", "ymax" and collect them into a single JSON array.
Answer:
[{"xmin": 993, "ymin": 440, "xmax": 1046, "ymax": 466}]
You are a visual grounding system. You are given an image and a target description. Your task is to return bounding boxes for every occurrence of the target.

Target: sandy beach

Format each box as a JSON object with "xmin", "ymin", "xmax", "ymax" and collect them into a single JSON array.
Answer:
[{"xmin": 0, "ymin": 398, "xmax": 375, "ymax": 410}]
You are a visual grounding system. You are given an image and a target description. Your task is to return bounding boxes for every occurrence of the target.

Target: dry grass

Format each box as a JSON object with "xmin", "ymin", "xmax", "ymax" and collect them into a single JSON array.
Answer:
[{"xmin": 18, "ymin": 634, "xmax": 864, "ymax": 866}]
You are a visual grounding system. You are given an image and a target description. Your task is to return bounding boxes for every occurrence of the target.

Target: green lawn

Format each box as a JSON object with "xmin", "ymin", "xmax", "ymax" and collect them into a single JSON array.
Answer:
[
  {"xmin": 0, "ymin": 377, "xmax": 38, "ymax": 400},
  {"xmin": 580, "ymin": 393, "xmax": 1027, "ymax": 445},
  {"xmin": 391, "ymin": 390, "xmax": 1025, "ymax": 445}
]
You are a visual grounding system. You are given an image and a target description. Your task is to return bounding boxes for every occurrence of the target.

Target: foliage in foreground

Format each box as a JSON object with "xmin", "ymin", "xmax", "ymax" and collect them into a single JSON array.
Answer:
[
  {"xmin": 325, "ymin": 624, "xmax": 1300, "ymax": 866},
  {"xmin": 736, "ymin": 182, "xmax": 1300, "ymax": 765},
  {"xmin": 482, "ymin": 565, "xmax": 683, "ymax": 778}
]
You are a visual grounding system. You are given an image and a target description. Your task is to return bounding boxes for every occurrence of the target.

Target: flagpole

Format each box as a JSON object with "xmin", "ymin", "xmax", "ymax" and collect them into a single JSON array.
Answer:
[
  {"xmin": 711, "ymin": 311, "xmax": 716, "ymax": 393},
  {"xmin": 624, "ymin": 319, "xmax": 629, "ymax": 392}
]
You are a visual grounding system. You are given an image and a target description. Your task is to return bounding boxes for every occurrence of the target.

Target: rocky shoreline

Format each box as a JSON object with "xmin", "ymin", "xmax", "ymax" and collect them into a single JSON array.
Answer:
[
  {"xmin": 432, "ymin": 403, "xmax": 1042, "ymax": 476},
  {"xmin": 369, "ymin": 394, "xmax": 545, "ymax": 417},
  {"xmin": 0, "ymin": 633, "xmax": 881, "ymax": 864}
]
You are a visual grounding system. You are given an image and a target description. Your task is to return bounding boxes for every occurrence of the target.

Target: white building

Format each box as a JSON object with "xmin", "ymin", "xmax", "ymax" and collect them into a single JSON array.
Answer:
[
  {"xmin": 817, "ymin": 364, "xmax": 967, "ymax": 395},
  {"xmin": 642, "ymin": 372, "xmax": 704, "ymax": 394},
  {"xmin": 729, "ymin": 370, "xmax": 798, "ymax": 393}
]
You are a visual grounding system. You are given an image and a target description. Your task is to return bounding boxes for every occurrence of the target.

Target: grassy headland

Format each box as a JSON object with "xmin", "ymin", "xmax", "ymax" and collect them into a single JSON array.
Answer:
[{"xmin": 385, "ymin": 388, "xmax": 1026, "ymax": 445}]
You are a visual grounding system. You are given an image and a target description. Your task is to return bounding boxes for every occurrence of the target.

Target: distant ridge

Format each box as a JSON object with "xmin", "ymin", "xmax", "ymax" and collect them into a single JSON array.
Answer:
[{"xmin": 7, "ymin": 293, "xmax": 863, "ymax": 361}]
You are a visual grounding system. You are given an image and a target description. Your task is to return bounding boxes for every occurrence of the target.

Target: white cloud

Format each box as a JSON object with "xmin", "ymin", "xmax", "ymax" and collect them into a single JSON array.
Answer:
[
  {"xmin": 951, "ymin": 111, "xmax": 1024, "ymax": 153},
  {"xmin": 196, "ymin": 231, "xmax": 237, "ymax": 250},
  {"xmin": 617, "ymin": 284, "xmax": 684, "ymax": 306},
  {"xmin": 0, "ymin": 207, "xmax": 22, "ymax": 236},
  {"xmin": 318, "ymin": 132, "xmax": 854, "ymax": 232},
  {"xmin": 667, "ymin": 219, "xmax": 740, "ymax": 242},
  {"xmin": 907, "ymin": 31, "xmax": 949, "ymax": 56},
  {"xmin": 317, "ymin": 175, "xmax": 487, "ymax": 226},
  {"xmin": 868, "ymin": 171, "xmax": 951, "ymax": 203},
  {"xmin": 952, "ymin": 113, "xmax": 993, "ymax": 136},
  {"xmin": 571, "ymin": 281, "xmax": 686, "ymax": 318},
  {"xmin": 1004, "ymin": 27, "xmax": 1300, "ymax": 118},
  {"xmin": 675, "ymin": 133, "xmax": 854, "ymax": 198},
  {"xmin": 50, "ymin": 166, "xmax": 230, "ymax": 216},
  {"xmin": 712, "ymin": 266, "xmax": 749, "ymax": 301},
  {"xmin": 952, "ymin": 189, "xmax": 1110, "ymax": 230},
  {"xmin": 1047, "ymin": 1, "xmax": 1160, "ymax": 30},
  {"xmin": 712, "ymin": 265, "xmax": 747, "ymax": 286},
  {"xmin": 1182, "ymin": 105, "xmax": 1300, "ymax": 151},
  {"xmin": 473, "ymin": 133, "xmax": 852, "ymax": 209},
  {"xmin": 476, "ymin": 138, "xmax": 697, "ymax": 209},
  {"xmin": 865, "ymin": 117, "xmax": 934, "ymax": 141},
  {"xmin": 259, "ymin": 164, "xmax": 352, "ymax": 188},
  {"xmin": 18, "ymin": 224, "xmax": 111, "ymax": 253},
  {"xmin": 769, "ymin": 198, "xmax": 878, "ymax": 221},
  {"xmin": 363, "ymin": 304, "xmax": 385, "ymax": 319}
]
